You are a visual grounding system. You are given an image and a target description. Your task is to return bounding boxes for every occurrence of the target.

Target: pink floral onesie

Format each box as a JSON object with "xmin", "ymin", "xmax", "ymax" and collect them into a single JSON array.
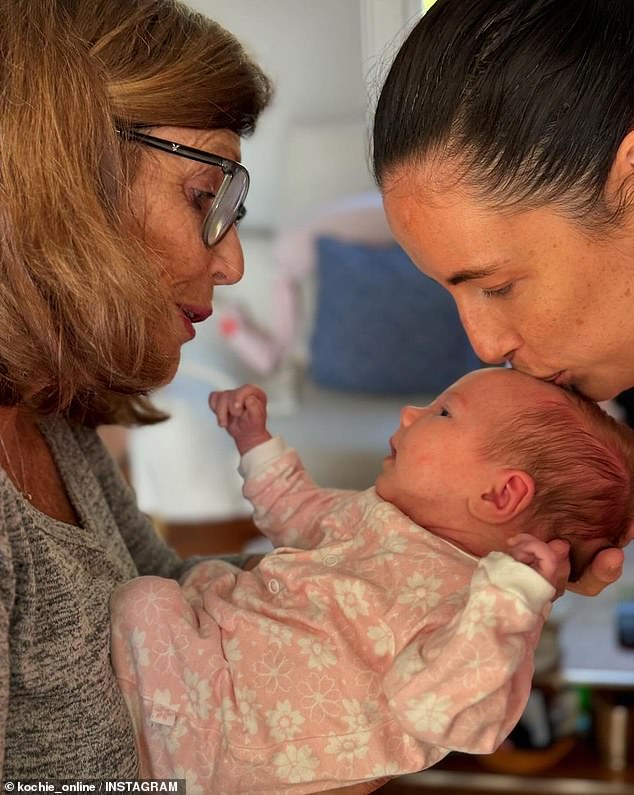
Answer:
[{"xmin": 111, "ymin": 437, "xmax": 555, "ymax": 794}]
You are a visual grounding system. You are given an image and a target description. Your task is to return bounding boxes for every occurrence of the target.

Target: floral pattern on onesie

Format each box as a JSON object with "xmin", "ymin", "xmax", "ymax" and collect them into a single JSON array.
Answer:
[{"xmin": 111, "ymin": 437, "xmax": 555, "ymax": 794}]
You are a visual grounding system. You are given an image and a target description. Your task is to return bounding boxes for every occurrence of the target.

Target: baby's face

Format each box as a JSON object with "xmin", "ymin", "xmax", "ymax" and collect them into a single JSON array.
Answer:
[{"xmin": 375, "ymin": 368, "xmax": 569, "ymax": 532}]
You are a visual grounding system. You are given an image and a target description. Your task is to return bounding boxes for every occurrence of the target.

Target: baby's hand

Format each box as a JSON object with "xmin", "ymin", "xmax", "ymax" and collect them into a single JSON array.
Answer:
[
  {"xmin": 209, "ymin": 384, "xmax": 272, "ymax": 455},
  {"xmin": 507, "ymin": 533, "xmax": 571, "ymax": 595}
]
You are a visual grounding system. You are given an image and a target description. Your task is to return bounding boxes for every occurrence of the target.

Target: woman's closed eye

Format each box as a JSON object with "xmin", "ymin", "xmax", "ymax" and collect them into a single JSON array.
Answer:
[{"xmin": 481, "ymin": 283, "xmax": 514, "ymax": 298}]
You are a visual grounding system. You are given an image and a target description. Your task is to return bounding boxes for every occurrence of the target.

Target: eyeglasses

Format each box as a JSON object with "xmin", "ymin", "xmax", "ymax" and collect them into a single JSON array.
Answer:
[{"xmin": 117, "ymin": 128, "xmax": 250, "ymax": 247}]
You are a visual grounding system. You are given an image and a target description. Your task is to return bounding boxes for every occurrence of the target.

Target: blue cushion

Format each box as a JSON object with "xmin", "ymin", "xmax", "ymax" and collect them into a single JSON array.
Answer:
[{"xmin": 309, "ymin": 237, "xmax": 481, "ymax": 394}]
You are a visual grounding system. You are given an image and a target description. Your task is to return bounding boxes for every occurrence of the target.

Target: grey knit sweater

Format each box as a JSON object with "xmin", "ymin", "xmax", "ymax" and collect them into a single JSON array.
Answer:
[{"xmin": 0, "ymin": 417, "xmax": 194, "ymax": 779}]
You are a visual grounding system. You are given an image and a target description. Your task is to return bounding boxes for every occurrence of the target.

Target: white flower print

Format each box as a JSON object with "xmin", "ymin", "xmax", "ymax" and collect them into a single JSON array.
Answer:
[
  {"xmin": 350, "ymin": 666, "xmax": 382, "ymax": 701},
  {"xmin": 235, "ymin": 687, "xmax": 259, "ymax": 736},
  {"xmin": 129, "ymin": 627, "xmax": 149, "ymax": 667},
  {"xmin": 149, "ymin": 624, "xmax": 193, "ymax": 674},
  {"xmin": 405, "ymin": 693, "xmax": 452, "ymax": 735},
  {"xmin": 341, "ymin": 698, "xmax": 380, "ymax": 732},
  {"xmin": 183, "ymin": 668, "xmax": 212, "ymax": 720},
  {"xmin": 398, "ymin": 572, "xmax": 443, "ymax": 611},
  {"xmin": 172, "ymin": 767, "xmax": 205, "ymax": 795},
  {"xmin": 459, "ymin": 591, "xmax": 498, "ymax": 640},
  {"xmin": 216, "ymin": 696, "xmax": 237, "ymax": 733},
  {"xmin": 258, "ymin": 617, "xmax": 293, "ymax": 648},
  {"xmin": 334, "ymin": 580, "xmax": 370, "ymax": 620},
  {"xmin": 443, "ymin": 694, "xmax": 506, "ymax": 748},
  {"xmin": 153, "ymin": 688, "xmax": 180, "ymax": 711},
  {"xmin": 253, "ymin": 649, "xmax": 293, "ymax": 694},
  {"xmin": 367, "ymin": 622, "xmax": 394, "ymax": 656},
  {"xmin": 392, "ymin": 645, "xmax": 425, "ymax": 682},
  {"xmin": 366, "ymin": 502, "xmax": 397, "ymax": 532},
  {"xmin": 331, "ymin": 500, "xmax": 364, "ymax": 541},
  {"xmin": 306, "ymin": 589, "xmax": 329, "ymax": 619},
  {"xmin": 266, "ymin": 700, "xmax": 305, "ymax": 741},
  {"xmin": 151, "ymin": 715, "xmax": 187, "ymax": 755},
  {"xmin": 385, "ymin": 730, "xmax": 420, "ymax": 761},
  {"xmin": 299, "ymin": 673, "xmax": 342, "ymax": 721},
  {"xmin": 272, "ymin": 745, "xmax": 320, "ymax": 783},
  {"xmin": 380, "ymin": 530, "xmax": 408, "ymax": 559},
  {"xmin": 298, "ymin": 636, "xmax": 338, "ymax": 670},
  {"xmin": 223, "ymin": 636, "xmax": 242, "ymax": 663},
  {"xmin": 311, "ymin": 546, "xmax": 332, "ymax": 565},
  {"xmin": 127, "ymin": 581, "xmax": 176, "ymax": 625},
  {"xmin": 253, "ymin": 501, "xmax": 296, "ymax": 528},
  {"xmin": 371, "ymin": 761, "xmax": 400, "ymax": 777},
  {"xmin": 453, "ymin": 641, "xmax": 506, "ymax": 689},
  {"xmin": 325, "ymin": 730, "xmax": 371, "ymax": 763},
  {"xmin": 151, "ymin": 634, "xmax": 177, "ymax": 673}
]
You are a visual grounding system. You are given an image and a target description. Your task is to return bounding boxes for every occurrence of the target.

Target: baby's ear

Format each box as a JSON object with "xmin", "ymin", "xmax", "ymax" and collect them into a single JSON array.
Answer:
[{"xmin": 469, "ymin": 470, "xmax": 535, "ymax": 524}]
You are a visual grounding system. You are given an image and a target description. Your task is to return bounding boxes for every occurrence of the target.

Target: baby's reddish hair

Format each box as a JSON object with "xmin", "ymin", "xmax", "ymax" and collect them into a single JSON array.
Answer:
[{"xmin": 481, "ymin": 390, "xmax": 634, "ymax": 581}]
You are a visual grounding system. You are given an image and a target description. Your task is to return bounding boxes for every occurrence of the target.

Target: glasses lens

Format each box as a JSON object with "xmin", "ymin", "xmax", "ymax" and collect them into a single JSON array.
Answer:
[{"xmin": 202, "ymin": 164, "xmax": 249, "ymax": 247}]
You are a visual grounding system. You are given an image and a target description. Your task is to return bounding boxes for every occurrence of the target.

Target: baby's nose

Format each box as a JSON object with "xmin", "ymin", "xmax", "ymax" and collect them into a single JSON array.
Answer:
[{"xmin": 400, "ymin": 405, "xmax": 422, "ymax": 427}]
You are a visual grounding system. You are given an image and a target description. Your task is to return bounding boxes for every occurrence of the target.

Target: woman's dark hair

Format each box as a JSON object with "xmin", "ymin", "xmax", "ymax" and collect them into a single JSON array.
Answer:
[{"xmin": 373, "ymin": 0, "xmax": 634, "ymax": 225}]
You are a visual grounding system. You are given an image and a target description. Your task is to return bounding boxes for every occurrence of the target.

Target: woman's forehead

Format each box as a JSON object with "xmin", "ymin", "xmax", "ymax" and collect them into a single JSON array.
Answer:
[{"xmin": 149, "ymin": 126, "xmax": 242, "ymax": 161}]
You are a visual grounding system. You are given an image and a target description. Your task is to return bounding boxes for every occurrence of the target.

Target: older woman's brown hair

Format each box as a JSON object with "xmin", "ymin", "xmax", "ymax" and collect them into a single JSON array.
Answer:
[{"xmin": 0, "ymin": 0, "xmax": 272, "ymax": 426}]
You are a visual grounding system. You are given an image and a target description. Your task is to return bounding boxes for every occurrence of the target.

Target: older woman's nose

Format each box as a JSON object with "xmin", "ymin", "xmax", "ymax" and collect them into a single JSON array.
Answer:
[{"xmin": 211, "ymin": 226, "xmax": 244, "ymax": 285}]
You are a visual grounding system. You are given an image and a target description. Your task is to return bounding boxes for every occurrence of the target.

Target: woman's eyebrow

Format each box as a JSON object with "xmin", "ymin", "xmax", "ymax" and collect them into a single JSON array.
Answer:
[{"xmin": 447, "ymin": 261, "xmax": 509, "ymax": 286}]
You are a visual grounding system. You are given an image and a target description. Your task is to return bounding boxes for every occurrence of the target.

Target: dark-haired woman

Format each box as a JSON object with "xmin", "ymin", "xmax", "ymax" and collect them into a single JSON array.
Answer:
[{"xmin": 373, "ymin": 0, "xmax": 634, "ymax": 596}]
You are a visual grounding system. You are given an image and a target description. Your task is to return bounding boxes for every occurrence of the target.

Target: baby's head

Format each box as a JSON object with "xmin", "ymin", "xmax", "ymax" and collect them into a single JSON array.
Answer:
[{"xmin": 375, "ymin": 368, "xmax": 634, "ymax": 580}]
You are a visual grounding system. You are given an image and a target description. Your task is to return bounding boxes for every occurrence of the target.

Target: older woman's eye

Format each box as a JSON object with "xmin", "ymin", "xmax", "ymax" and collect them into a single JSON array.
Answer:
[{"xmin": 192, "ymin": 188, "xmax": 216, "ymax": 213}]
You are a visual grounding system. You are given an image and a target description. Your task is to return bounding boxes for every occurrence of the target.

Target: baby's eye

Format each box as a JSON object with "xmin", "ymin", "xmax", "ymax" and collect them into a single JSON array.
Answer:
[{"xmin": 439, "ymin": 407, "xmax": 451, "ymax": 417}]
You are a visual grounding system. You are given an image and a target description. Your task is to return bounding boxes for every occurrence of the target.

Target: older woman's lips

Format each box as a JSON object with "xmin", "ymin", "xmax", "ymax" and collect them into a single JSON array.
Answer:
[
  {"xmin": 179, "ymin": 304, "xmax": 212, "ymax": 339},
  {"xmin": 180, "ymin": 304, "xmax": 212, "ymax": 323}
]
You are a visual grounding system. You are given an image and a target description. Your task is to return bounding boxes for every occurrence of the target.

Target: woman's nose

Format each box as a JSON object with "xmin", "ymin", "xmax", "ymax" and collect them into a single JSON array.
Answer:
[
  {"xmin": 211, "ymin": 226, "xmax": 244, "ymax": 285},
  {"xmin": 457, "ymin": 302, "xmax": 520, "ymax": 365}
]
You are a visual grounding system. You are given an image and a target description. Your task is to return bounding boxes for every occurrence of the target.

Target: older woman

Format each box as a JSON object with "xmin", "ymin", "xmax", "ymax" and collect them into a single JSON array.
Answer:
[
  {"xmin": 0, "ymin": 3, "xmax": 380, "ymax": 792},
  {"xmin": 372, "ymin": 0, "xmax": 634, "ymax": 596}
]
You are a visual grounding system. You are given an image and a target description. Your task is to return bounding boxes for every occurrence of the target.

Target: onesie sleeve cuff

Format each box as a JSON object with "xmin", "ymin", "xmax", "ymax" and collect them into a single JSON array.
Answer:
[
  {"xmin": 239, "ymin": 436, "xmax": 291, "ymax": 479},
  {"xmin": 479, "ymin": 551, "xmax": 556, "ymax": 613}
]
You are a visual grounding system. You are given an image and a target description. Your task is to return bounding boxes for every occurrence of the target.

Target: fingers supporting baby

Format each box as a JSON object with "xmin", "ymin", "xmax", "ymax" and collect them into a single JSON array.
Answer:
[
  {"xmin": 567, "ymin": 546, "xmax": 624, "ymax": 597},
  {"xmin": 507, "ymin": 533, "xmax": 571, "ymax": 593},
  {"xmin": 209, "ymin": 384, "xmax": 273, "ymax": 456}
]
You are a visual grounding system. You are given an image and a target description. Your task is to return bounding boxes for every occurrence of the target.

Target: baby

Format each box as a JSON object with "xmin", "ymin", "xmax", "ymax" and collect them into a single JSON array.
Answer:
[{"xmin": 111, "ymin": 368, "xmax": 634, "ymax": 794}]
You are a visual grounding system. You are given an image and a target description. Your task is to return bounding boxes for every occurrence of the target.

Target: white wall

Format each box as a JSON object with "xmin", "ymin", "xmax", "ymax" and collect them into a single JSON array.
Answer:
[{"xmin": 188, "ymin": 0, "xmax": 371, "ymax": 230}]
